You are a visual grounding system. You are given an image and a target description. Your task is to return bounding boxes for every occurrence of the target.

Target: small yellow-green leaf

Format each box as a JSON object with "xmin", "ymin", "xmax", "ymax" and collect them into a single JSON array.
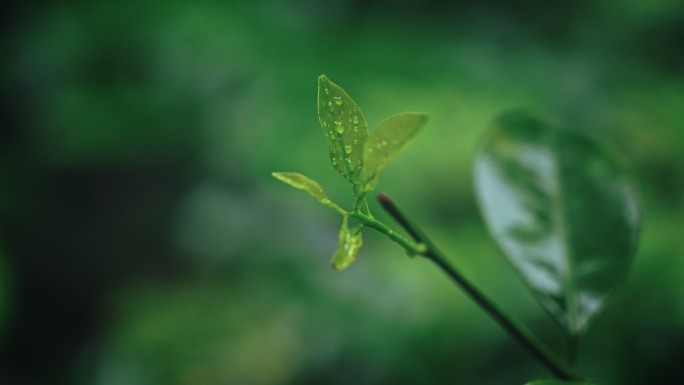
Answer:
[
  {"xmin": 272, "ymin": 172, "xmax": 346, "ymax": 214},
  {"xmin": 362, "ymin": 112, "xmax": 428, "ymax": 191},
  {"xmin": 331, "ymin": 216, "xmax": 363, "ymax": 271},
  {"xmin": 317, "ymin": 75, "xmax": 368, "ymax": 183}
]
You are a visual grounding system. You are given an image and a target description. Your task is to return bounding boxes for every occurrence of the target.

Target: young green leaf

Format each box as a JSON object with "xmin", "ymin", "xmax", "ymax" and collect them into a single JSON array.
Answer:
[
  {"xmin": 525, "ymin": 380, "xmax": 600, "ymax": 385},
  {"xmin": 473, "ymin": 111, "xmax": 641, "ymax": 336},
  {"xmin": 272, "ymin": 172, "xmax": 346, "ymax": 215},
  {"xmin": 331, "ymin": 216, "xmax": 363, "ymax": 271},
  {"xmin": 362, "ymin": 112, "xmax": 429, "ymax": 191},
  {"xmin": 317, "ymin": 75, "xmax": 368, "ymax": 184}
]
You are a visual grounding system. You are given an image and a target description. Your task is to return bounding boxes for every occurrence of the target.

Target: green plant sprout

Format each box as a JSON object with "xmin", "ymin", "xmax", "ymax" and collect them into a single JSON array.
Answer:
[
  {"xmin": 273, "ymin": 75, "xmax": 429, "ymax": 270},
  {"xmin": 272, "ymin": 75, "xmax": 641, "ymax": 385}
]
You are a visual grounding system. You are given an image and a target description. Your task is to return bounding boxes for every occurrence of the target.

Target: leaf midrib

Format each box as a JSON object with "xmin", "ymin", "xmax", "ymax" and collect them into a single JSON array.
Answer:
[{"xmin": 548, "ymin": 136, "xmax": 579, "ymax": 334}]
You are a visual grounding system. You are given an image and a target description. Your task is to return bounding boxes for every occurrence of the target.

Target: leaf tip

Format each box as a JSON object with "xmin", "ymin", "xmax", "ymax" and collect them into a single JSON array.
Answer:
[
  {"xmin": 330, "ymin": 249, "xmax": 359, "ymax": 272},
  {"xmin": 318, "ymin": 74, "xmax": 330, "ymax": 85},
  {"xmin": 330, "ymin": 248, "xmax": 357, "ymax": 272},
  {"xmin": 416, "ymin": 112, "xmax": 430, "ymax": 127},
  {"xmin": 330, "ymin": 260, "xmax": 346, "ymax": 272}
]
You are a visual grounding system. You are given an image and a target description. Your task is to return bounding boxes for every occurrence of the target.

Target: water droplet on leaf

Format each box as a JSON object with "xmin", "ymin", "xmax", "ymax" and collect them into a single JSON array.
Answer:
[{"xmin": 344, "ymin": 145, "xmax": 353, "ymax": 154}]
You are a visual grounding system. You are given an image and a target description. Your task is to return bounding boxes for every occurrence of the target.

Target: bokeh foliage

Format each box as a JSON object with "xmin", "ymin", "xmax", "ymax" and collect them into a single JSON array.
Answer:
[{"xmin": 1, "ymin": 1, "xmax": 684, "ymax": 384}]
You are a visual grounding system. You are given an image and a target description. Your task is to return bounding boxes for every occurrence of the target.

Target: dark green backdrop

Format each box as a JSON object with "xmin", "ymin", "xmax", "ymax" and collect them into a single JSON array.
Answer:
[{"xmin": 2, "ymin": 1, "xmax": 683, "ymax": 384}]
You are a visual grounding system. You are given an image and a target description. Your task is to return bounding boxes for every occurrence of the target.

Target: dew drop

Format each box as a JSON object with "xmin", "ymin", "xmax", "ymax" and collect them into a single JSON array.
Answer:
[
  {"xmin": 324, "ymin": 88, "xmax": 330, "ymax": 95},
  {"xmin": 333, "ymin": 96, "xmax": 343, "ymax": 105},
  {"xmin": 380, "ymin": 140, "xmax": 388, "ymax": 147},
  {"xmin": 353, "ymin": 127, "xmax": 358, "ymax": 133},
  {"xmin": 334, "ymin": 121, "xmax": 344, "ymax": 134},
  {"xmin": 344, "ymin": 145, "xmax": 353, "ymax": 154},
  {"xmin": 353, "ymin": 116, "xmax": 359, "ymax": 124}
]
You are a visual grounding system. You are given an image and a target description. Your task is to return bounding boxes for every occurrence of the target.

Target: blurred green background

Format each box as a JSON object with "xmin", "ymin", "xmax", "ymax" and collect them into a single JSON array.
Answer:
[{"xmin": 1, "ymin": 1, "xmax": 683, "ymax": 384}]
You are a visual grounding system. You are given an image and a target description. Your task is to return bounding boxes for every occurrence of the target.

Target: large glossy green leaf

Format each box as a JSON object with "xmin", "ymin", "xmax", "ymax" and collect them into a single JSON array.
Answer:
[
  {"xmin": 362, "ymin": 112, "xmax": 429, "ymax": 191},
  {"xmin": 318, "ymin": 75, "xmax": 368, "ymax": 184},
  {"xmin": 525, "ymin": 380, "xmax": 600, "ymax": 385},
  {"xmin": 473, "ymin": 111, "xmax": 641, "ymax": 335},
  {"xmin": 272, "ymin": 172, "xmax": 346, "ymax": 214},
  {"xmin": 331, "ymin": 216, "xmax": 363, "ymax": 271}
]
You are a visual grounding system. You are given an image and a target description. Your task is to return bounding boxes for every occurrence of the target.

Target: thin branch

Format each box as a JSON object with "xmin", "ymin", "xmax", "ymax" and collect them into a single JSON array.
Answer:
[{"xmin": 376, "ymin": 193, "xmax": 580, "ymax": 381}]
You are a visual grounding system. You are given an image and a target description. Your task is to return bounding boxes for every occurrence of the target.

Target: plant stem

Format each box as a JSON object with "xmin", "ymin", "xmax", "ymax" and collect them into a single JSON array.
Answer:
[
  {"xmin": 376, "ymin": 192, "xmax": 580, "ymax": 381},
  {"xmin": 352, "ymin": 185, "xmax": 372, "ymax": 216},
  {"xmin": 349, "ymin": 212, "xmax": 425, "ymax": 255}
]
